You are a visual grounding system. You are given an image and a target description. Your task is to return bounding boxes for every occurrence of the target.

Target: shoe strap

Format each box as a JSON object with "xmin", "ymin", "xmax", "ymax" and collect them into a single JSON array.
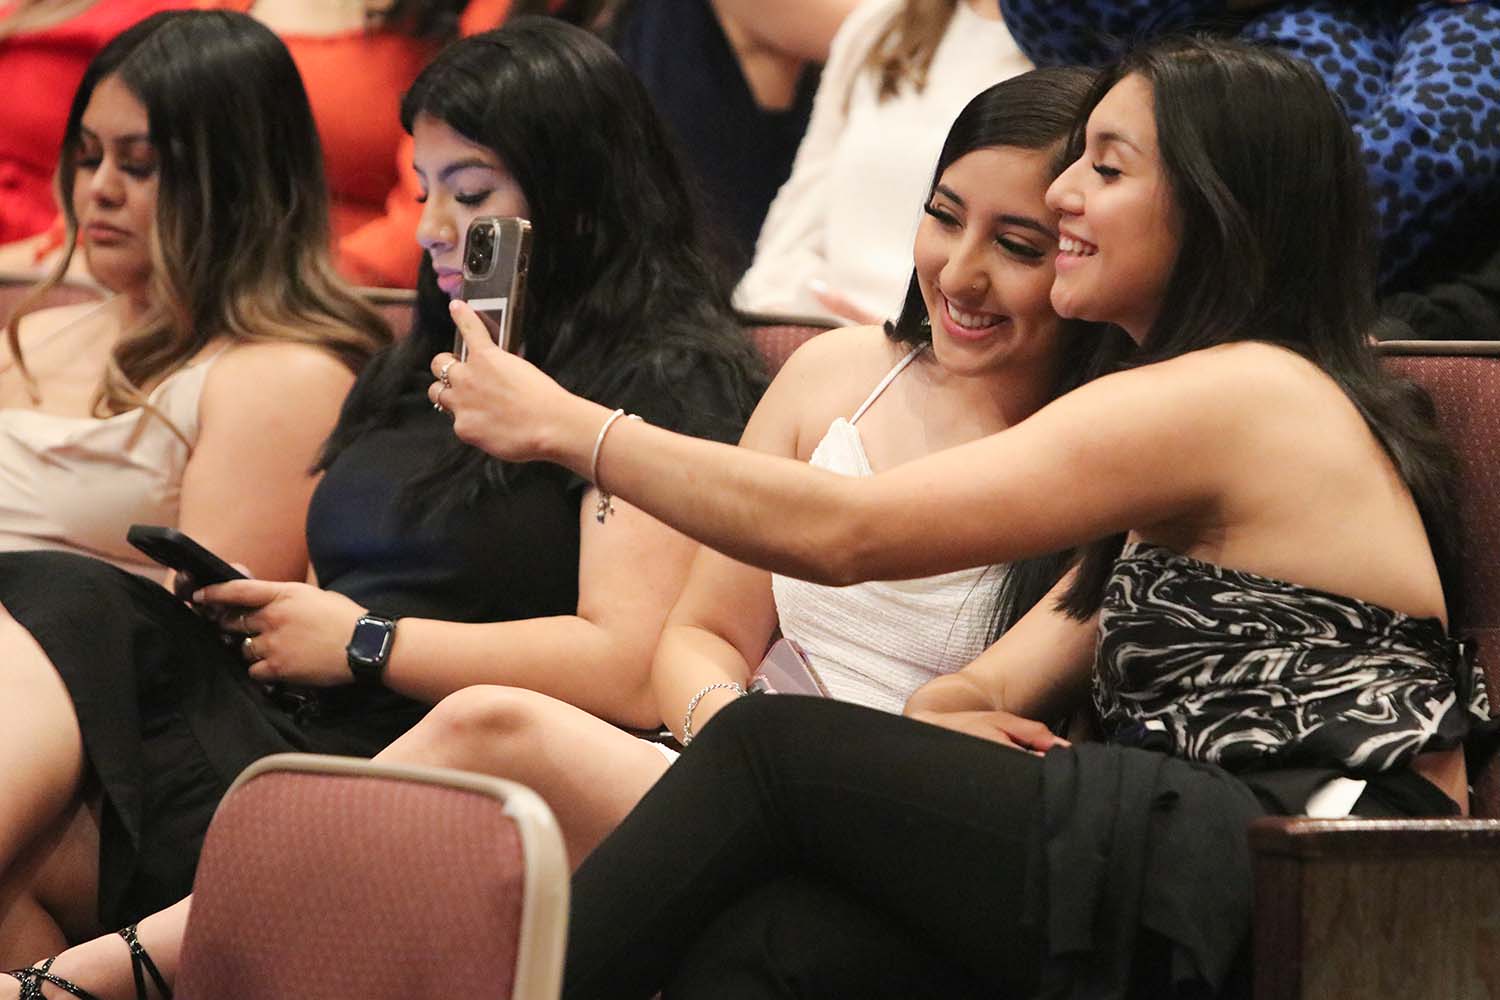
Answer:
[
  {"xmin": 6, "ymin": 958, "xmax": 106, "ymax": 1000},
  {"xmin": 117, "ymin": 926, "xmax": 171, "ymax": 1000}
]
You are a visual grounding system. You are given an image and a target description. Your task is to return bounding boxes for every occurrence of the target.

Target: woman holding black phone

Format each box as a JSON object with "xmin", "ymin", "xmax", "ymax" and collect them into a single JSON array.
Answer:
[{"xmin": 0, "ymin": 18, "xmax": 762, "ymax": 995}]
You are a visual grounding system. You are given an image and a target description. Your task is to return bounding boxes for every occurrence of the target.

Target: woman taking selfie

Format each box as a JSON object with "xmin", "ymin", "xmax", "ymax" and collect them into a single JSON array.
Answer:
[
  {"xmin": 431, "ymin": 35, "xmax": 1487, "ymax": 996},
  {"xmin": 1, "ymin": 17, "xmax": 761, "ymax": 994}
]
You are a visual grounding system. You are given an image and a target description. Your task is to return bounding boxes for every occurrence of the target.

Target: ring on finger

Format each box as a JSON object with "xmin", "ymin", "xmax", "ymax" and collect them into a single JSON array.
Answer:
[
  {"xmin": 242, "ymin": 634, "xmax": 260, "ymax": 662},
  {"xmin": 433, "ymin": 385, "xmax": 448, "ymax": 414},
  {"xmin": 438, "ymin": 359, "xmax": 456, "ymax": 389}
]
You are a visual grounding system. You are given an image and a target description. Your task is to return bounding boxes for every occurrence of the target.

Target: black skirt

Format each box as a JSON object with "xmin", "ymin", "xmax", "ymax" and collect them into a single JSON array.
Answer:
[{"xmin": 0, "ymin": 550, "xmax": 424, "ymax": 927}]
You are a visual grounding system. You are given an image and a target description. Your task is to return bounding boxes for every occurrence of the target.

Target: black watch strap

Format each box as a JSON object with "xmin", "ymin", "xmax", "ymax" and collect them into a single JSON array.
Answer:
[{"xmin": 345, "ymin": 614, "xmax": 398, "ymax": 686}]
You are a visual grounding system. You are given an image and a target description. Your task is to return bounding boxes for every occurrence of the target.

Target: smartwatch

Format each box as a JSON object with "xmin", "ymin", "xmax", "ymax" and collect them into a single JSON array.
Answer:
[{"xmin": 345, "ymin": 614, "xmax": 398, "ymax": 686}]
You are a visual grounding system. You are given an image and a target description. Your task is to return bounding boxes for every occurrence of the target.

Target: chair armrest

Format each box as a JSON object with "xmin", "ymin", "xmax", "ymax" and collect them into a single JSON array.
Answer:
[
  {"xmin": 1251, "ymin": 815, "xmax": 1500, "ymax": 858},
  {"xmin": 1250, "ymin": 817, "xmax": 1500, "ymax": 1000}
]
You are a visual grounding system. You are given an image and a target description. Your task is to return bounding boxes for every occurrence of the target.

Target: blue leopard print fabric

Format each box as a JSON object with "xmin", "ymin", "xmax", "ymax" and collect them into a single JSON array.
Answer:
[
  {"xmin": 1093, "ymin": 542, "xmax": 1490, "ymax": 774},
  {"xmin": 999, "ymin": 1, "xmax": 1500, "ymax": 291}
]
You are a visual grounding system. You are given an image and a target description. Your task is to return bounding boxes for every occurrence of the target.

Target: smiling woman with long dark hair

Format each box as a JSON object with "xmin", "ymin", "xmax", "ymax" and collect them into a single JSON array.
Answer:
[{"xmin": 430, "ymin": 35, "xmax": 1487, "ymax": 997}]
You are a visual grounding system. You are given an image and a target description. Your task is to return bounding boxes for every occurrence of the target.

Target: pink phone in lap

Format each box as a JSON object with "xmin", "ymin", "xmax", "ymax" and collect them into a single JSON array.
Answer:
[{"xmin": 748, "ymin": 638, "xmax": 828, "ymax": 698}]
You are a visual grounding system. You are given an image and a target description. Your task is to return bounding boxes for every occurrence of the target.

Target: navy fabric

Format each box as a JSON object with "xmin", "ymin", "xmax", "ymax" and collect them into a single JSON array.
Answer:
[{"xmin": 610, "ymin": 0, "xmax": 820, "ymax": 275}]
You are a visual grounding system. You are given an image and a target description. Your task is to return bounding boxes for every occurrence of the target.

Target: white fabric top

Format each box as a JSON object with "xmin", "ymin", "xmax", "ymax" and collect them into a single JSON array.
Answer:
[
  {"xmin": 735, "ymin": 0, "xmax": 1031, "ymax": 323},
  {"xmin": 0, "ymin": 302, "xmax": 222, "ymax": 577},
  {"xmin": 770, "ymin": 347, "xmax": 1003, "ymax": 714}
]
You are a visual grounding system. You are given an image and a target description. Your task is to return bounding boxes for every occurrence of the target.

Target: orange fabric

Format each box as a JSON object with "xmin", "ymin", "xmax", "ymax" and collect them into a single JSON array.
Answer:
[
  {"xmin": 5, "ymin": 0, "xmax": 517, "ymax": 287},
  {"xmin": 337, "ymin": 0, "xmax": 516, "ymax": 288},
  {"xmin": 0, "ymin": 0, "xmax": 193, "ymax": 245}
]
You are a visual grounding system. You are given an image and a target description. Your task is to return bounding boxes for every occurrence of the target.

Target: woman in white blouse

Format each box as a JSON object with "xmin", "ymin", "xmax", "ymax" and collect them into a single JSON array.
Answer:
[{"xmin": 735, "ymin": 0, "xmax": 1031, "ymax": 324}]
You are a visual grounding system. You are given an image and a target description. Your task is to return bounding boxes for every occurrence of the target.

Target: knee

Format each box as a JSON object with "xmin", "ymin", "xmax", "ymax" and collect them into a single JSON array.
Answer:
[
  {"xmin": 419, "ymin": 686, "xmax": 549, "ymax": 765},
  {"xmin": 426, "ymin": 685, "xmax": 548, "ymax": 742}
]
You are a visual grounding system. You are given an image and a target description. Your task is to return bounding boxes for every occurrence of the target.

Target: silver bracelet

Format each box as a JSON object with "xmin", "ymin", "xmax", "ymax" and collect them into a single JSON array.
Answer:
[
  {"xmin": 589, "ymin": 408, "xmax": 642, "ymax": 524},
  {"xmin": 682, "ymin": 682, "xmax": 745, "ymax": 746}
]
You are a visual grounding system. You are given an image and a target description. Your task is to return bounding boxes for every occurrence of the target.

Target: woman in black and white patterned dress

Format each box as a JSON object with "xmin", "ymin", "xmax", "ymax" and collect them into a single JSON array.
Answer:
[{"xmin": 436, "ymin": 35, "xmax": 1491, "ymax": 1000}]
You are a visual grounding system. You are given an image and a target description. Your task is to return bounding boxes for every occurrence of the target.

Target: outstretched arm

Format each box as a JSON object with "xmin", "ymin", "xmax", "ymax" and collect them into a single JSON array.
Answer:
[{"xmin": 432, "ymin": 301, "xmax": 1225, "ymax": 588}]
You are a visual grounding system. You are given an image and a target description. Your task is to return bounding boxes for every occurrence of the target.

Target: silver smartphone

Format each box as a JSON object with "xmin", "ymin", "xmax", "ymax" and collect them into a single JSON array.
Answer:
[
  {"xmin": 457, "ymin": 216, "xmax": 532, "ymax": 358},
  {"xmin": 748, "ymin": 637, "xmax": 829, "ymax": 698}
]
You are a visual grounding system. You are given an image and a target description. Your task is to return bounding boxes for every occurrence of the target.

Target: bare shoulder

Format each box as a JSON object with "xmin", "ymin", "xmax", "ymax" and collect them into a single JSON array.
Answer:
[
  {"xmin": 12, "ymin": 301, "xmax": 105, "ymax": 341},
  {"xmin": 1097, "ymin": 341, "xmax": 1329, "ymax": 414},
  {"xmin": 765, "ymin": 323, "xmax": 915, "ymax": 450},
  {"xmin": 202, "ymin": 341, "xmax": 355, "ymax": 416},
  {"xmin": 774, "ymin": 323, "xmax": 911, "ymax": 399}
]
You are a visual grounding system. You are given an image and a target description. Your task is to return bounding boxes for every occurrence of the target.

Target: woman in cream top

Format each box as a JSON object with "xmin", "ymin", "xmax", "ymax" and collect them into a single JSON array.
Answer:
[{"xmin": 0, "ymin": 10, "xmax": 387, "ymax": 586}]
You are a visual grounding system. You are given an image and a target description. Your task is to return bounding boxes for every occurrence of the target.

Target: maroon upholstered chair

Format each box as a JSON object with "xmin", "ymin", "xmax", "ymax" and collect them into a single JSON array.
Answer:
[
  {"xmin": 175, "ymin": 754, "xmax": 569, "ymax": 1000},
  {"xmin": 1251, "ymin": 341, "xmax": 1500, "ymax": 999},
  {"xmin": 737, "ymin": 311, "xmax": 835, "ymax": 375}
]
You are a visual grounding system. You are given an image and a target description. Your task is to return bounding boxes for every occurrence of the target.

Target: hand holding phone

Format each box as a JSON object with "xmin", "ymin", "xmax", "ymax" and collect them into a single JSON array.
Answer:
[{"xmin": 458, "ymin": 216, "xmax": 531, "ymax": 358}]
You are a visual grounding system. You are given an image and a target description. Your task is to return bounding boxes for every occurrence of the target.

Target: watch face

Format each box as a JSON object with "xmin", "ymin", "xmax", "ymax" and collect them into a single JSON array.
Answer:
[{"xmin": 350, "ymin": 617, "xmax": 393, "ymax": 664}]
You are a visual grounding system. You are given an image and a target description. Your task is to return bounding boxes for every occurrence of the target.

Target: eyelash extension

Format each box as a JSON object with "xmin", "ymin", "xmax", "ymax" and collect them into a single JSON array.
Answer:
[
  {"xmin": 922, "ymin": 202, "xmax": 957, "ymax": 225},
  {"xmin": 455, "ymin": 192, "xmax": 491, "ymax": 206},
  {"xmin": 998, "ymin": 237, "xmax": 1044, "ymax": 260},
  {"xmin": 1093, "ymin": 164, "xmax": 1121, "ymax": 179}
]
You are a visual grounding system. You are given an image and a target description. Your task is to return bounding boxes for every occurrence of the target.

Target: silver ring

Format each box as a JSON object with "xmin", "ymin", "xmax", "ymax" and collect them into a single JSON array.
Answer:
[
  {"xmin": 242, "ymin": 634, "xmax": 259, "ymax": 662},
  {"xmin": 438, "ymin": 359, "xmax": 455, "ymax": 389},
  {"xmin": 433, "ymin": 385, "xmax": 448, "ymax": 413}
]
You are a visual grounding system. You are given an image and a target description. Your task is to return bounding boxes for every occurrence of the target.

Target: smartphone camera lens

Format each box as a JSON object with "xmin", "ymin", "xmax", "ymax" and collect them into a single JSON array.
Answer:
[{"xmin": 466, "ymin": 223, "xmax": 496, "ymax": 275}]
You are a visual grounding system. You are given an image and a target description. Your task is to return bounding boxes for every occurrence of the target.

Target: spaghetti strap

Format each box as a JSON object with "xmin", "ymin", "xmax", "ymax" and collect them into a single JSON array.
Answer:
[{"xmin": 849, "ymin": 346, "xmax": 926, "ymax": 425}]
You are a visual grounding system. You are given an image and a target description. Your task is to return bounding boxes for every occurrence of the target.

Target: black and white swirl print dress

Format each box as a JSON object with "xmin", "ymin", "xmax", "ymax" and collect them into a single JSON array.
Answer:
[{"xmin": 1093, "ymin": 542, "xmax": 1490, "ymax": 775}]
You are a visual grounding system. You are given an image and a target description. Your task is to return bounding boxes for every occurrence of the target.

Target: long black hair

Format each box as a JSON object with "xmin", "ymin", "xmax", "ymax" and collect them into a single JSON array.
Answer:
[
  {"xmin": 887, "ymin": 67, "xmax": 1133, "ymax": 639},
  {"xmin": 320, "ymin": 17, "xmax": 766, "ymax": 513},
  {"xmin": 1056, "ymin": 35, "xmax": 1461, "ymax": 619}
]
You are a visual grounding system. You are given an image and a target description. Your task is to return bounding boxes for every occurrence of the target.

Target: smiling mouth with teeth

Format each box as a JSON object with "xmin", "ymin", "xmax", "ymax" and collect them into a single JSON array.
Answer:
[
  {"xmin": 945, "ymin": 298, "xmax": 1005, "ymax": 330},
  {"xmin": 1059, "ymin": 236, "xmax": 1098, "ymax": 257}
]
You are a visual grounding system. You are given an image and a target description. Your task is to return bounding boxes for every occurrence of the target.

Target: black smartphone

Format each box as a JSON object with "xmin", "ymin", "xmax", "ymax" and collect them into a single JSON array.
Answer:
[
  {"xmin": 458, "ymin": 215, "xmax": 532, "ymax": 358},
  {"xmin": 126, "ymin": 524, "xmax": 245, "ymax": 586}
]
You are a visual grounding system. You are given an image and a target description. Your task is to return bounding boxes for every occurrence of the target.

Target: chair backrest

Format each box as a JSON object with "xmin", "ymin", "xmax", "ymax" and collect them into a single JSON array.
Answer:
[
  {"xmin": 175, "ymin": 754, "xmax": 569, "ymax": 1000},
  {"xmin": 1380, "ymin": 341, "xmax": 1500, "ymax": 816},
  {"xmin": 737, "ymin": 311, "xmax": 835, "ymax": 375}
]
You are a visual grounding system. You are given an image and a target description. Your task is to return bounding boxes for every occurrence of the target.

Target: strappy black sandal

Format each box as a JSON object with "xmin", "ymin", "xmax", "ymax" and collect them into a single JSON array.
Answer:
[
  {"xmin": 117, "ymin": 926, "xmax": 171, "ymax": 1000},
  {"xmin": 6, "ymin": 925, "xmax": 171, "ymax": 1000},
  {"xmin": 6, "ymin": 957, "xmax": 104, "ymax": 1000}
]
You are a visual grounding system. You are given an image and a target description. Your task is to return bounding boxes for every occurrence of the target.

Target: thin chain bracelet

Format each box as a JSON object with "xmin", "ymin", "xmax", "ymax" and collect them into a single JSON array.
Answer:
[{"xmin": 682, "ymin": 681, "xmax": 745, "ymax": 746}]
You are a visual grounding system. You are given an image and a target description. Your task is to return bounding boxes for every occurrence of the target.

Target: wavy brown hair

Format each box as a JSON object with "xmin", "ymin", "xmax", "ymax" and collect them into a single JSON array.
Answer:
[
  {"xmin": 4, "ymin": 10, "xmax": 390, "ymax": 434},
  {"xmin": 857, "ymin": 0, "xmax": 960, "ymax": 104}
]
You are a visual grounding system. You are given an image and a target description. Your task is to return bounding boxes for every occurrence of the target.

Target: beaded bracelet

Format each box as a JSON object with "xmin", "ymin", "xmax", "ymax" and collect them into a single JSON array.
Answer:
[{"xmin": 682, "ymin": 681, "xmax": 745, "ymax": 746}]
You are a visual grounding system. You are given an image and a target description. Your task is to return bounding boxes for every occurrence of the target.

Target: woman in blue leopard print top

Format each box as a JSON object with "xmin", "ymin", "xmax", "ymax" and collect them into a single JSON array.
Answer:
[{"xmin": 999, "ymin": 0, "xmax": 1500, "ymax": 295}]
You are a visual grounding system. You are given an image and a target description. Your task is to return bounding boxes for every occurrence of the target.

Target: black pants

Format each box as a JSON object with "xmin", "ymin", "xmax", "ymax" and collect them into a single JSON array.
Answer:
[{"xmin": 564, "ymin": 695, "xmax": 1047, "ymax": 999}]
